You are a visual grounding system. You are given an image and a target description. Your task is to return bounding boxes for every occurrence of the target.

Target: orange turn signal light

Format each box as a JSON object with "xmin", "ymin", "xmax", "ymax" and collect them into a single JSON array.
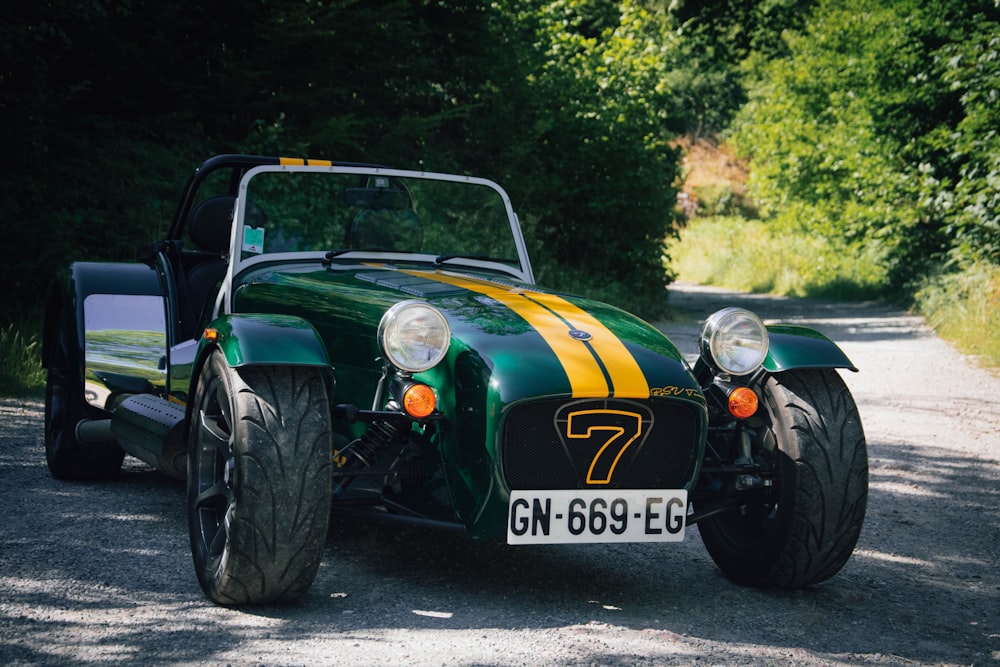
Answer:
[
  {"xmin": 204, "ymin": 328, "xmax": 219, "ymax": 342},
  {"xmin": 402, "ymin": 383, "xmax": 437, "ymax": 419},
  {"xmin": 727, "ymin": 386, "xmax": 759, "ymax": 419}
]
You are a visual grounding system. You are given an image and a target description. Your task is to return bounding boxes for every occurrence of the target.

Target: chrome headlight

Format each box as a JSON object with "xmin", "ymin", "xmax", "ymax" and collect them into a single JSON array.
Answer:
[
  {"xmin": 377, "ymin": 300, "xmax": 451, "ymax": 373},
  {"xmin": 699, "ymin": 307, "xmax": 769, "ymax": 376}
]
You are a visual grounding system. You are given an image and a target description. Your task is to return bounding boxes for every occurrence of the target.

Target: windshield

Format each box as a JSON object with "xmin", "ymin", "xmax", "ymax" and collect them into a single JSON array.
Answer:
[{"xmin": 232, "ymin": 166, "xmax": 531, "ymax": 282}]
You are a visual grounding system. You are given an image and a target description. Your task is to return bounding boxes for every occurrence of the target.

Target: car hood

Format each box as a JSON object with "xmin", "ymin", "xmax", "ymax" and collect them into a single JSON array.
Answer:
[{"xmin": 232, "ymin": 262, "xmax": 703, "ymax": 404}]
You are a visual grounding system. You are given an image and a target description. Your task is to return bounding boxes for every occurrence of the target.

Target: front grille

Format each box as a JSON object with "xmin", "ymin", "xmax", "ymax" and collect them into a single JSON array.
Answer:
[{"xmin": 501, "ymin": 398, "xmax": 700, "ymax": 490}]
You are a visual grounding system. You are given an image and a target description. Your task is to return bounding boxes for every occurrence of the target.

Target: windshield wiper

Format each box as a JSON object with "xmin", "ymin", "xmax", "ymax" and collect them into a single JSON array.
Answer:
[
  {"xmin": 434, "ymin": 253, "xmax": 510, "ymax": 266},
  {"xmin": 324, "ymin": 248, "xmax": 352, "ymax": 261},
  {"xmin": 322, "ymin": 247, "xmax": 389, "ymax": 266}
]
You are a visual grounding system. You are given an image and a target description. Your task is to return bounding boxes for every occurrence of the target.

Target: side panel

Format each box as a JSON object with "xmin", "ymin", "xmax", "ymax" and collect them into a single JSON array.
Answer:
[
  {"xmin": 46, "ymin": 262, "xmax": 167, "ymax": 411},
  {"xmin": 763, "ymin": 325, "xmax": 858, "ymax": 373}
]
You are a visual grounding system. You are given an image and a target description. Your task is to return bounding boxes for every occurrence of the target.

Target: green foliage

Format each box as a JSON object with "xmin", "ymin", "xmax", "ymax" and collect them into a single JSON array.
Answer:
[
  {"xmin": 0, "ymin": 0, "xmax": 694, "ymax": 323},
  {"xmin": 691, "ymin": 184, "xmax": 751, "ymax": 217},
  {"xmin": 500, "ymin": 0, "xmax": 686, "ymax": 317},
  {"xmin": 666, "ymin": 0, "xmax": 813, "ymax": 135},
  {"xmin": 938, "ymin": 24, "xmax": 1000, "ymax": 265},
  {"xmin": 2, "ymin": 0, "xmax": 997, "ymax": 379},
  {"xmin": 731, "ymin": 0, "xmax": 1000, "ymax": 289}
]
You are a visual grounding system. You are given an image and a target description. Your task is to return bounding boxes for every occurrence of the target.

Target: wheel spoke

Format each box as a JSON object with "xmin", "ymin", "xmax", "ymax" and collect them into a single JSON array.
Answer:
[
  {"xmin": 193, "ymin": 478, "xmax": 231, "ymax": 511},
  {"xmin": 198, "ymin": 410, "xmax": 232, "ymax": 454},
  {"xmin": 207, "ymin": 516, "xmax": 229, "ymax": 557},
  {"xmin": 215, "ymin": 381, "xmax": 233, "ymax": 432}
]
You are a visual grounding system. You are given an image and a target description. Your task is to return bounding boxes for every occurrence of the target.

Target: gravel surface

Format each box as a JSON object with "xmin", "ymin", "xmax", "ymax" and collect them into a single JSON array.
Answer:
[{"xmin": 1, "ymin": 282, "xmax": 998, "ymax": 666}]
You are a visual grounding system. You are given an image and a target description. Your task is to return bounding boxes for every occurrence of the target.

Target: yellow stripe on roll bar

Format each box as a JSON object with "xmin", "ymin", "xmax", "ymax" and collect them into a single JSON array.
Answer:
[{"xmin": 278, "ymin": 157, "xmax": 334, "ymax": 166}]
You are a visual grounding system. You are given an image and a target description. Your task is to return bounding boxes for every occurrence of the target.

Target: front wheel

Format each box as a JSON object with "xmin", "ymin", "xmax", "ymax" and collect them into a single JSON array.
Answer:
[
  {"xmin": 187, "ymin": 351, "xmax": 333, "ymax": 605},
  {"xmin": 698, "ymin": 368, "xmax": 868, "ymax": 588}
]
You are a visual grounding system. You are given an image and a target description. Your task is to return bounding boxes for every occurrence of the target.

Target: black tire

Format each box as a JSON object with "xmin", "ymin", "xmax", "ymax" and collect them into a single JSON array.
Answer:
[
  {"xmin": 44, "ymin": 307, "xmax": 125, "ymax": 480},
  {"xmin": 187, "ymin": 351, "xmax": 333, "ymax": 605},
  {"xmin": 698, "ymin": 368, "xmax": 868, "ymax": 588}
]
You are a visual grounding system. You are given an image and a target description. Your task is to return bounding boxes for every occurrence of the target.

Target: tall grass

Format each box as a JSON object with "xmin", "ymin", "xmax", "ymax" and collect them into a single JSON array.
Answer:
[
  {"xmin": 672, "ymin": 216, "xmax": 887, "ymax": 301},
  {"xmin": 0, "ymin": 316, "xmax": 45, "ymax": 397},
  {"xmin": 914, "ymin": 262, "xmax": 1000, "ymax": 368},
  {"xmin": 673, "ymin": 216, "xmax": 1000, "ymax": 370}
]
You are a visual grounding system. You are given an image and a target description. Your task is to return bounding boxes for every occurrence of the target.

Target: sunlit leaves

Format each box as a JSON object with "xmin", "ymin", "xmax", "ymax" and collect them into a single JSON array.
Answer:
[{"xmin": 732, "ymin": 0, "xmax": 999, "ymax": 288}]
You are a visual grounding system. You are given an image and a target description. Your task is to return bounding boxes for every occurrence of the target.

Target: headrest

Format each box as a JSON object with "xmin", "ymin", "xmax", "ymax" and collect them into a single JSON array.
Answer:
[{"xmin": 188, "ymin": 195, "xmax": 236, "ymax": 253}]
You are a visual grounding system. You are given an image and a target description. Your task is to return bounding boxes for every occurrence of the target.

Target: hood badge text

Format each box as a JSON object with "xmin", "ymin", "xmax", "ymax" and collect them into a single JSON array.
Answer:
[{"xmin": 568, "ymin": 328, "xmax": 592, "ymax": 341}]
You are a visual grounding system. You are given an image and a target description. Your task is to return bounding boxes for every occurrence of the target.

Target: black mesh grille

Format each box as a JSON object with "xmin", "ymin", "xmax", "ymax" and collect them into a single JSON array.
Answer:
[{"xmin": 501, "ymin": 398, "xmax": 700, "ymax": 490}]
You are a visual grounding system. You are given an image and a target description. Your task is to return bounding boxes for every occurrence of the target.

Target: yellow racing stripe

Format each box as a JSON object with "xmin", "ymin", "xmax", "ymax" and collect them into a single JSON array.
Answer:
[
  {"xmin": 402, "ymin": 270, "xmax": 649, "ymax": 398},
  {"xmin": 530, "ymin": 291, "xmax": 650, "ymax": 397}
]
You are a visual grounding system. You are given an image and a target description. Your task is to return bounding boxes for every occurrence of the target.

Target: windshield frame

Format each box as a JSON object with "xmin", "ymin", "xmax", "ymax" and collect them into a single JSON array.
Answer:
[{"xmin": 224, "ymin": 164, "xmax": 534, "ymax": 286}]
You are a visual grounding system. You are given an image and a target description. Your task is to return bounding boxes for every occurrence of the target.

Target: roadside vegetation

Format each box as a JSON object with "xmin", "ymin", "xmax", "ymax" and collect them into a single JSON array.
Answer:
[
  {"xmin": 0, "ymin": 318, "xmax": 45, "ymax": 398},
  {"xmin": 674, "ymin": 136, "xmax": 1000, "ymax": 368},
  {"xmin": 675, "ymin": 213, "xmax": 1000, "ymax": 368},
  {"xmin": 672, "ymin": 0, "xmax": 1000, "ymax": 370},
  {"xmin": 1, "ymin": 0, "xmax": 997, "ymax": 396},
  {"xmin": 914, "ymin": 263, "xmax": 1000, "ymax": 367}
]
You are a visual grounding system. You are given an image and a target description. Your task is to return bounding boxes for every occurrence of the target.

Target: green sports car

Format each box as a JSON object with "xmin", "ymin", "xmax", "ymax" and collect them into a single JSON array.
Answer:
[{"xmin": 42, "ymin": 155, "xmax": 868, "ymax": 605}]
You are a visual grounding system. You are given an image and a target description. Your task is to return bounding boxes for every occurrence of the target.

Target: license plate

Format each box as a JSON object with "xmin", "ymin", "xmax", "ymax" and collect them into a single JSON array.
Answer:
[{"xmin": 507, "ymin": 489, "xmax": 687, "ymax": 544}]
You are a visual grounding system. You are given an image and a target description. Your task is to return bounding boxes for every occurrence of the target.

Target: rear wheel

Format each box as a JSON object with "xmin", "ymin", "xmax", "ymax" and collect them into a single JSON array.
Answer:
[
  {"xmin": 187, "ymin": 351, "xmax": 333, "ymax": 605},
  {"xmin": 698, "ymin": 368, "xmax": 868, "ymax": 588},
  {"xmin": 44, "ymin": 307, "xmax": 124, "ymax": 480}
]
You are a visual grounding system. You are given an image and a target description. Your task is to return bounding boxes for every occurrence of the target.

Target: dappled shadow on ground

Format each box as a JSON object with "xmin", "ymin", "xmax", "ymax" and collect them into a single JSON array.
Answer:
[
  {"xmin": 280, "ymin": 436, "xmax": 998, "ymax": 664},
  {"xmin": 1, "ymin": 405, "xmax": 997, "ymax": 666}
]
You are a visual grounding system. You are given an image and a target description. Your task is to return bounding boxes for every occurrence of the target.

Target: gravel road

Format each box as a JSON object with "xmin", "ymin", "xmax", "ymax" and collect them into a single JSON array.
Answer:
[{"xmin": 2, "ymin": 282, "xmax": 998, "ymax": 666}]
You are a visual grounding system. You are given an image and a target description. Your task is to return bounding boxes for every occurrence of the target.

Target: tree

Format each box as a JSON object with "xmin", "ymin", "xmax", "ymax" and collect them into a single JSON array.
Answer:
[
  {"xmin": 0, "ymin": 0, "xmax": 696, "ymax": 319},
  {"xmin": 938, "ymin": 18, "xmax": 1000, "ymax": 265},
  {"xmin": 490, "ymin": 0, "xmax": 687, "ymax": 314},
  {"xmin": 732, "ymin": 0, "xmax": 998, "ymax": 289}
]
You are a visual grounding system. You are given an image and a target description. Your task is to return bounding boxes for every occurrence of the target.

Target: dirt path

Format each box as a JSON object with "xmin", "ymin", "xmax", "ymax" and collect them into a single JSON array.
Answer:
[{"xmin": 1, "ymin": 283, "xmax": 998, "ymax": 666}]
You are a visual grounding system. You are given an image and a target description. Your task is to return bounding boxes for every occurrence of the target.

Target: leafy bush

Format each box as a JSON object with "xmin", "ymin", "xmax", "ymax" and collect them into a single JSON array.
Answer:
[
  {"xmin": 731, "ymin": 0, "xmax": 1000, "ymax": 289},
  {"xmin": 691, "ymin": 184, "xmax": 751, "ymax": 218},
  {"xmin": 489, "ymin": 0, "xmax": 688, "ymax": 319}
]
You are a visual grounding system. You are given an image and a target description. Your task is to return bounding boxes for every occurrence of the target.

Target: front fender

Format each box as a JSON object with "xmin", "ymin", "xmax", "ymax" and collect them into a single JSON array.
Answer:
[
  {"xmin": 197, "ymin": 313, "xmax": 333, "ymax": 369},
  {"xmin": 763, "ymin": 325, "xmax": 857, "ymax": 373}
]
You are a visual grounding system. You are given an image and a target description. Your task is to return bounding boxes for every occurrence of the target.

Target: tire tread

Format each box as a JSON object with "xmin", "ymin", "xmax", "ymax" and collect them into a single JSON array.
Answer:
[
  {"xmin": 189, "ymin": 355, "xmax": 332, "ymax": 605},
  {"xmin": 698, "ymin": 368, "xmax": 868, "ymax": 588}
]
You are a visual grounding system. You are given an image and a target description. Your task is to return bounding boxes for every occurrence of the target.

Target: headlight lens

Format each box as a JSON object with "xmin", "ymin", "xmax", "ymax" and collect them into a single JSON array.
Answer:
[
  {"xmin": 377, "ymin": 301, "xmax": 451, "ymax": 373},
  {"xmin": 699, "ymin": 307, "xmax": 769, "ymax": 376}
]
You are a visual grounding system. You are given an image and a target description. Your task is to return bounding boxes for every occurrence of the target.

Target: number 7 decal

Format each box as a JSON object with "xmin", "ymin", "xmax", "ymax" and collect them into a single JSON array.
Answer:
[{"xmin": 565, "ymin": 409, "xmax": 643, "ymax": 485}]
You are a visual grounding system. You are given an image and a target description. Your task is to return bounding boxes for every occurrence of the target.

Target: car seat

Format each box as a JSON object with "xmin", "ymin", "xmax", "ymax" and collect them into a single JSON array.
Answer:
[
  {"xmin": 188, "ymin": 195, "xmax": 236, "ymax": 254},
  {"xmin": 181, "ymin": 195, "xmax": 236, "ymax": 338}
]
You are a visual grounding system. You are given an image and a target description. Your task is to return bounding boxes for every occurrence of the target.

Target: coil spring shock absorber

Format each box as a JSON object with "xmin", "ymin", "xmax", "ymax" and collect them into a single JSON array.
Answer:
[
  {"xmin": 345, "ymin": 420, "xmax": 398, "ymax": 467},
  {"xmin": 332, "ymin": 418, "xmax": 403, "ymax": 496}
]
